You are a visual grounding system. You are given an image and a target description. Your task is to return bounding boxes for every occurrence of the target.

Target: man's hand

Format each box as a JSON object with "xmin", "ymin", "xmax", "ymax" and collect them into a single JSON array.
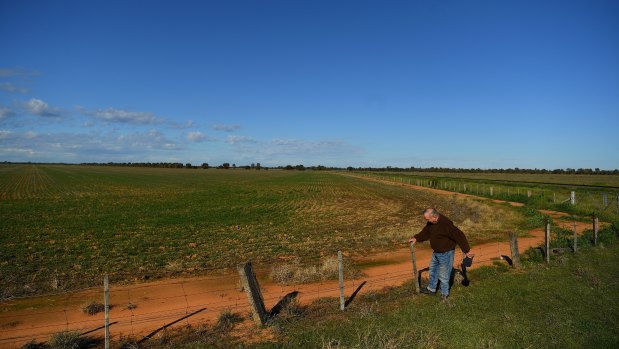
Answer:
[{"xmin": 408, "ymin": 238, "xmax": 416, "ymax": 244}]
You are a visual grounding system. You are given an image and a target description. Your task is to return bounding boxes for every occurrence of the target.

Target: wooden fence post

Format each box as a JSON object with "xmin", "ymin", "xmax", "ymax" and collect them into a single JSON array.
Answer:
[
  {"xmin": 490, "ymin": 187, "xmax": 493, "ymax": 196},
  {"xmin": 508, "ymin": 232, "xmax": 521, "ymax": 269},
  {"xmin": 238, "ymin": 262, "xmax": 268, "ymax": 326},
  {"xmin": 338, "ymin": 251, "xmax": 345, "ymax": 311},
  {"xmin": 573, "ymin": 222, "xmax": 578, "ymax": 253},
  {"xmin": 593, "ymin": 215, "xmax": 599, "ymax": 246},
  {"xmin": 545, "ymin": 220, "xmax": 551, "ymax": 264},
  {"xmin": 409, "ymin": 242, "xmax": 420, "ymax": 293},
  {"xmin": 104, "ymin": 274, "xmax": 110, "ymax": 349},
  {"xmin": 571, "ymin": 191, "xmax": 576, "ymax": 205}
]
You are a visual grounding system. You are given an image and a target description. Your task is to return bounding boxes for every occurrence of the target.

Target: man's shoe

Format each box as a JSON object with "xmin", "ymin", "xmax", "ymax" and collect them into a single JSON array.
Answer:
[
  {"xmin": 441, "ymin": 294, "xmax": 450, "ymax": 303},
  {"xmin": 420, "ymin": 288, "xmax": 436, "ymax": 295}
]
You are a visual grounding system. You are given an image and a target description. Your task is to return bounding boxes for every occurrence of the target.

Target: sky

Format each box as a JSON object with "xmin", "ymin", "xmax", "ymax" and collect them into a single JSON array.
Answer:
[{"xmin": 1, "ymin": 0, "xmax": 618, "ymax": 169}]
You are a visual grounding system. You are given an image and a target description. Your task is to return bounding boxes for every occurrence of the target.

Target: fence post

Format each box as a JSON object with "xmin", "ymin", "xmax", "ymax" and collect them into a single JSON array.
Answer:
[
  {"xmin": 603, "ymin": 193, "xmax": 608, "ymax": 207},
  {"xmin": 573, "ymin": 222, "xmax": 578, "ymax": 253},
  {"xmin": 409, "ymin": 242, "xmax": 420, "ymax": 293},
  {"xmin": 338, "ymin": 251, "xmax": 345, "ymax": 311},
  {"xmin": 593, "ymin": 215, "xmax": 599, "ymax": 246},
  {"xmin": 490, "ymin": 187, "xmax": 493, "ymax": 196},
  {"xmin": 238, "ymin": 262, "xmax": 268, "ymax": 326},
  {"xmin": 527, "ymin": 190, "xmax": 532, "ymax": 198},
  {"xmin": 545, "ymin": 220, "xmax": 551, "ymax": 264},
  {"xmin": 104, "ymin": 274, "xmax": 110, "ymax": 349},
  {"xmin": 508, "ymin": 232, "xmax": 521, "ymax": 269},
  {"xmin": 571, "ymin": 191, "xmax": 576, "ymax": 205}
]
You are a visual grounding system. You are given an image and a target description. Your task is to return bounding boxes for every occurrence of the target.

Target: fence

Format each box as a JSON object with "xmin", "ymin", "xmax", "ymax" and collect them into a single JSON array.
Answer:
[
  {"xmin": 356, "ymin": 172, "xmax": 619, "ymax": 217},
  {"xmin": 0, "ymin": 213, "xmax": 605, "ymax": 349}
]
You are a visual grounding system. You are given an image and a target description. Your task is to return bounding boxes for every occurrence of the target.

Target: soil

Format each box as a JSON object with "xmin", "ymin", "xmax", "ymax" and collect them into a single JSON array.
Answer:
[{"xmin": 0, "ymin": 179, "xmax": 600, "ymax": 348}]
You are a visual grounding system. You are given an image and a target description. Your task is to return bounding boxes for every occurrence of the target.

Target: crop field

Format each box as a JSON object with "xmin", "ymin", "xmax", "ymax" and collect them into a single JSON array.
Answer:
[{"xmin": 0, "ymin": 165, "xmax": 522, "ymax": 298}]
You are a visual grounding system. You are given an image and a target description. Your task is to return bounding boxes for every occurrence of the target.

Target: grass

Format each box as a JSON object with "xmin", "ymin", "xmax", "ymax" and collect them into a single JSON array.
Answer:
[
  {"xmin": 246, "ymin": 227, "xmax": 619, "ymax": 349},
  {"xmin": 1, "ymin": 165, "xmax": 523, "ymax": 297}
]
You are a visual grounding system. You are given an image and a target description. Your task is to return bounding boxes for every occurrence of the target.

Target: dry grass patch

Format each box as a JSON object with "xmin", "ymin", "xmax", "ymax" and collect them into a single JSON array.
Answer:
[{"xmin": 270, "ymin": 256, "xmax": 363, "ymax": 285}]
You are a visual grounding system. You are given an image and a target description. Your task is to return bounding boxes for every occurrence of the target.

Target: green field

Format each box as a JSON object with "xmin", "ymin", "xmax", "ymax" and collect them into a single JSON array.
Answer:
[{"xmin": 0, "ymin": 165, "xmax": 521, "ymax": 298}]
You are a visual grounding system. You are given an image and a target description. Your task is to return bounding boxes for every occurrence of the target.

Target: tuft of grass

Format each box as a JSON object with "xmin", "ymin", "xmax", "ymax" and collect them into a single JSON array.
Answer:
[
  {"xmin": 48, "ymin": 331, "xmax": 80, "ymax": 349},
  {"xmin": 81, "ymin": 301, "xmax": 105, "ymax": 315},
  {"xmin": 215, "ymin": 309, "xmax": 244, "ymax": 332}
]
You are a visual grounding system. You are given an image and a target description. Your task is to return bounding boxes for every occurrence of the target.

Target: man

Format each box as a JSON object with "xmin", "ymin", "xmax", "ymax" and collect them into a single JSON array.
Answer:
[{"xmin": 409, "ymin": 208, "xmax": 474, "ymax": 300}]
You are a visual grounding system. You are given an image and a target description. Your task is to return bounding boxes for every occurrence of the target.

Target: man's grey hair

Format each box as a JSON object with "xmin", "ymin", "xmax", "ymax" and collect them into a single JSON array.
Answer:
[{"xmin": 423, "ymin": 208, "xmax": 439, "ymax": 217}]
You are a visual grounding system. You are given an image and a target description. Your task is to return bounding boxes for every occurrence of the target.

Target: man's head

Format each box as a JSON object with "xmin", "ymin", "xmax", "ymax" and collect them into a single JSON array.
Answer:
[{"xmin": 423, "ymin": 208, "xmax": 440, "ymax": 224}]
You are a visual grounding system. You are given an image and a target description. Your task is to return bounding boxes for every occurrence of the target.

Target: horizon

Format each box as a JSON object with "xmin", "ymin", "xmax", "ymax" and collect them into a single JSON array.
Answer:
[{"xmin": 1, "ymin": 0, "xmax": 618, "ymax": 169}]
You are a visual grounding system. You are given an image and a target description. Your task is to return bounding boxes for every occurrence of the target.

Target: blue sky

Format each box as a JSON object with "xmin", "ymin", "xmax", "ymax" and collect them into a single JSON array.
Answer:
[{"xmin": 1, "ymin": 0, "xmax": 618, "ymax": 169}]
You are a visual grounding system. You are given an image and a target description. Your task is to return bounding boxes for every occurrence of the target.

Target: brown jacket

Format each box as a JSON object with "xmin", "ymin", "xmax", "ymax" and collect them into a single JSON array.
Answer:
[{"xmin": 414, "ymin": 214, "xmax": 471, "ymax": 253}]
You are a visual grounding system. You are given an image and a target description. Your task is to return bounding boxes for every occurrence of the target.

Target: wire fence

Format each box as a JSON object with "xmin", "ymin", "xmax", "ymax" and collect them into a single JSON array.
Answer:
[
  {"xmin": 355, "ymin": 172, "xmax": 619, "ymax": 218},
  {"xmin": 0, "ymin": 214, "xmax": 600, "ymax": 348}
]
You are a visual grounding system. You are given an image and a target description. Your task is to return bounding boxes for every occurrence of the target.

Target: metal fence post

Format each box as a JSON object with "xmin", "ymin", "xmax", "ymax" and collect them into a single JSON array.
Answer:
[
  {"xmin": 593, "ymin": 215, "xmax": 599, "ymax": 246},
  {"xmin": 104, "ymin": 274, "xmax": 110, "ymax": 349},
  {"xmin": 409, "ymin": 242, "xmax": 420, "ymax": 293},
  {"xmin": 338, "ymin": 251, "xmax": 345, "ymax": 311},
  {"xmin": 545, "ymin": 220, "xmax": 551, "ymax": 264},
  {"xmin": 573, "ymin": 222, "xmax": 578, "ymax": 253}
]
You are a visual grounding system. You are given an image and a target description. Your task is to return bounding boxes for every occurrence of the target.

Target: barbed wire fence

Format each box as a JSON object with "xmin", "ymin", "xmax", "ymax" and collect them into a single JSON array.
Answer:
[{"xmin": 1, "ymin": 212, "xmax": 604, "ymax": 349}]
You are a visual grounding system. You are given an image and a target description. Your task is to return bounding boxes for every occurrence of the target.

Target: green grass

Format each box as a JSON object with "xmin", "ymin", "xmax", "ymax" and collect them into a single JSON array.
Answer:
[
  {"xmin": 248, "ymin": 229, "xmax": 619, "ymax": 349},
  {"xmin": 0, "ymin": 165, "xmax": 522, "ymax": 297}
]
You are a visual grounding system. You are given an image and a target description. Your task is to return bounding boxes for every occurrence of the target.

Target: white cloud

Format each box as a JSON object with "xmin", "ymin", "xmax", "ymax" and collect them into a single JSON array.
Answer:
[
  {"xmin": 212, "ymin": 123, "xmax": 240, "ymax": 132},
  {"xmin": 82, "ymin": 107, "xmax": 161, "ymax": 124},
  {"xmin": 0, "ymin": 130, "xmax": 11, "ymax": 139},
  {"xmin": 25, "ymin": 131, "xmax": 37, "ymax": 139},
  {"xmin": 0, "ymin": 68, "xmax": 38, "ymax": 77},
  {"xmin": 26, "ymin": 98, "xmax": 61, "ymax": 117},
  {"xmin": 187, "ymin": 131, "xmax": 206, "ymax": 142},
  {"xmin": 226, "ymin": 135, "xmax": 255, "ymax": 144},
  {"xmin": 0, "ymin": 82, "xmax": 29, "ymax": 93}
]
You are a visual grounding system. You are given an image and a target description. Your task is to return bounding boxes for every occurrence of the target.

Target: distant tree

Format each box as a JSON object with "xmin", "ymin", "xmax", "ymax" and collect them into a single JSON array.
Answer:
[
  {"xmin": 284, "ymin": 165, "xmax": 294, "ymax": 170},
  {"xmin": 222, "ymin": 163, "xmax": 230, "ymax": 169},
  {"xmin": 256, "ymin": 162, "xmax": 261, "ymax": 170},
  {"xmin": 201, "ymin": 163, "xmax": 209, "ymax": 169},
  {"xmin": 185, "ymin": 163, "xmax": 192, "ymax": 168}
]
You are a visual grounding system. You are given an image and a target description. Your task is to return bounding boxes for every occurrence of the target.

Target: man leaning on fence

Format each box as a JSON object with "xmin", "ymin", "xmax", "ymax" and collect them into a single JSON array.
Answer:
[{"xmin": 409, "ymin": 208, "xmax": 474, "ymax": 300}]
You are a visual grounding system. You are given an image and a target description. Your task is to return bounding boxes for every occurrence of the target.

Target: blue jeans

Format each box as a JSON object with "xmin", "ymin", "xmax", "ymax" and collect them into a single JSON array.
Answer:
[{"xmin": 427, "ymin": 250, "xmax": 454, "ymax": 296}]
